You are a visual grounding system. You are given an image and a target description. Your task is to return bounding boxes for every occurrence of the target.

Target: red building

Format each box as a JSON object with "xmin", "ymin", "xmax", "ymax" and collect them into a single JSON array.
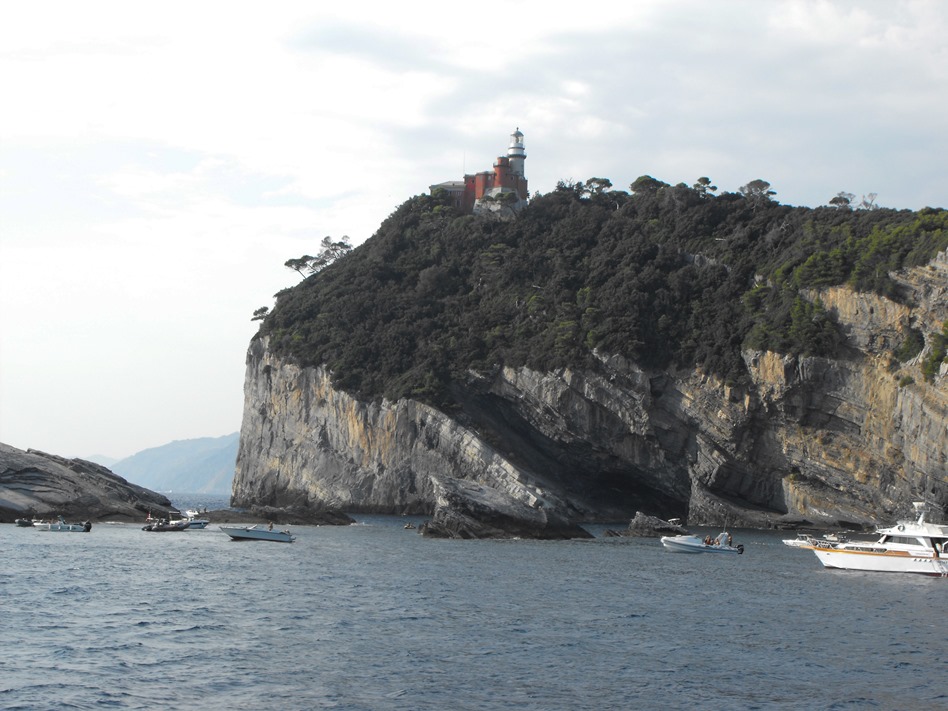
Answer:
[{"xmin": 430, "ymin": 128, "xmax": 528, "ymax": 213}]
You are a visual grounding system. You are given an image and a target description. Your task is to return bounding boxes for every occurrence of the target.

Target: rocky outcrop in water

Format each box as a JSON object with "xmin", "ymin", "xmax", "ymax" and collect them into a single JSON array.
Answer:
[
  {"xmin": 605, "ymin": 511, "xmax": 690, "ymax": 538},
  {"xmin": 234, "ymin": 254, "xmax": 947, "ymax": 535},
  {"xmin": 418, "ymin": 475, "xmax": 592, "ymax": 539},
  {"xmin": 0, "ymin": 443, "xmax": 176, "ymax": 522}
]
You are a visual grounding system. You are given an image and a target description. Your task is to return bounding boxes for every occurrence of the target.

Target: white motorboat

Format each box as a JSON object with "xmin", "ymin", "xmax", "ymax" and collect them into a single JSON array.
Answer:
[
  {"xmin": 180, "ymin": 509, "xmax": 210, "ymax": 529},
  {"xmin": 220, "ymin": 524, "xmax": 295, "ymax": 543},
  {"xmin": 33, "ymin": 515, "xmax": 91, "ymax": 532},
  {"xmin": 661, "ymin": 531, "xmax": 744, "ymax": 554},
  {"xmin": 803, "ymin": 502, "xmax": 948, "ymax": 577},
  {"xmin": 783, "ymin": 534, "xmax": 816, "ymax": 548}
]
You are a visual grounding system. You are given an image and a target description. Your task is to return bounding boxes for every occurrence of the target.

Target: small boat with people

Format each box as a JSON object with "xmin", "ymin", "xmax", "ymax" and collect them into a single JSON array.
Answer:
[
  {"xmin": 220, "ymin": 523, "xmax": 295, "ymax": 543},
  {"xmin": 661, "ymin": 530, "xmax": 744, "ymax": 554},
  {"xmin": 142, "ymin": 517, "xmax": 190, "ymax": 532},
  {"xmin": 33, "ymin": 515, "xmax": 92, "ymax": 532},
  {"xmin": 801, "ymin": 502, "xmax": 948, "ymax": 577}
]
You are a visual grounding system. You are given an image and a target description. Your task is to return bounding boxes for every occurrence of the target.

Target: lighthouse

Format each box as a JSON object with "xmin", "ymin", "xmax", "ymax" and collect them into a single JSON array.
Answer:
[
  {"xmin": 488, "ymin": 127, "xmax": 528, "ymax": 202},
  {"xmin": 507, "ymin": 127, "xmax": 526, "ymax": 178},
  {"xmin": 428, "ymin": 128, "xmax": 529, "ymax": 213}
]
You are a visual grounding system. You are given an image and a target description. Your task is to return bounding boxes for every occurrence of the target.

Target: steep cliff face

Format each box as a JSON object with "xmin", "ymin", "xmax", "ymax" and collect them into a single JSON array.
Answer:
[
  {"xmin": 233, "ymin": 340, "xmax": 572, "ymax": 517},
  {"xmin": 234, "ymin": 253, "xmax": 947, "ymax": 528},
  {"xmin": 738, "ymin": 251, "xmax": 948, "ymax": 524}
]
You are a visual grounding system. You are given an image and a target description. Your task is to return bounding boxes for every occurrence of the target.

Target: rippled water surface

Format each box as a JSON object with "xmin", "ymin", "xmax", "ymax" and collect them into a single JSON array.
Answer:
[{"xmin": 3, "ymin": 510, "xmax": 946, "ymax": 710}]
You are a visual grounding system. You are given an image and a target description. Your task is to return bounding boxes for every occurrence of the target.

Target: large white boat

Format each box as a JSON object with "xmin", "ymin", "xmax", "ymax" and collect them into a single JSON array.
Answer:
[
  {"xmin": 661, "ymin": 531, "xmax": 744, "ymax": 554},
  {"xmin": 804, "ymin": 502, "xmax": 948, "ymax": 577},
  {"xmin": 220, "ymin": 524, "xmax": 295, "ymax": 543},
  {"xmin": 33, "ymin": 516, "xmax": 91, "ymax": 532}
]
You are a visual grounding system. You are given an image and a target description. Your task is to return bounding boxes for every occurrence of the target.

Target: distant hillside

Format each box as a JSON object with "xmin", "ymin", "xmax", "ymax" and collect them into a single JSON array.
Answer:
[{"xmin": 110, "ymin": 434, "xmax": 238, "ymax": 495}]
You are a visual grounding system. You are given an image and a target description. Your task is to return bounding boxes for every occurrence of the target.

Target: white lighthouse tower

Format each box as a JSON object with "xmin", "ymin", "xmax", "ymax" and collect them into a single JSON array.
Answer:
[{"xmin": 507, "ymin": 128, "xmax": 526, "ymax": 177}]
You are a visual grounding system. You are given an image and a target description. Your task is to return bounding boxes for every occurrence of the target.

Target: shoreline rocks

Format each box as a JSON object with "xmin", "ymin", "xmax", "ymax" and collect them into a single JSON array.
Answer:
[{"xmin": 203, "ymin": 505, "xmax": 354, "ymax": 526}]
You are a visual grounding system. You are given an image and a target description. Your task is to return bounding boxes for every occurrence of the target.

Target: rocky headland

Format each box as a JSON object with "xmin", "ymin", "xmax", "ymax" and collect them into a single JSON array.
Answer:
[
  {"xmin": 234, "ymin": 249, "xmax": 947, "ymax": 539},
  {"xmin": 222, "ymin": 182, "xmax": 948, "ymax": 539}
]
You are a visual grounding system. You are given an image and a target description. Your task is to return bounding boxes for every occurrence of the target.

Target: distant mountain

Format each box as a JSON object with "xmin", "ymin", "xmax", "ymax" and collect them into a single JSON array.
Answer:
[{"xmin": 110, "ymin": 433, "xmax": 238, "ymax": 495}]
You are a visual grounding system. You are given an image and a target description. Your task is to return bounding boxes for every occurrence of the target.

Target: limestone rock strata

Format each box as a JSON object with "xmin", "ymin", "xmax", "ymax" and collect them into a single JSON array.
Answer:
[
  {"xmin": 235, "ymin": 254, "xmax": 948, "ymax": 532},
  {"xmin": 0, "ymin": 443, "xmax": 175, "ymax": 522},
  {"xmin": 234, "ymin": 338, "xmax": 570, "ymax": 520}
]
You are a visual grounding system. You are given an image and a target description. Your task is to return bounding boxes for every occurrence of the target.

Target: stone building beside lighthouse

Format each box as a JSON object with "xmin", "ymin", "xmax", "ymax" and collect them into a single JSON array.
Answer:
[{"xmin": 430, "ymin": 128, "xmax": 528, "ymax": 215}]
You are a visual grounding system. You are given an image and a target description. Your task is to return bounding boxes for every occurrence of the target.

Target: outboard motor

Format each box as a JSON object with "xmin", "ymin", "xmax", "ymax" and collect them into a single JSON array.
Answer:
[
  {"xmin": 83, "ymin": 521, "xmax": 92, "ymax": 532},
  {"xmin": 737, "ymin": 544, "xmax": 744, "ymax": 554}
]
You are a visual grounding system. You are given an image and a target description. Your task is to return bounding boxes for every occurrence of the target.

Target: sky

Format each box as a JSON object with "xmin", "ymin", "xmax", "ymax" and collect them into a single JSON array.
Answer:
[{"xmin": 1, "ymin": 1, "xmax": 946, "ymax": 460}]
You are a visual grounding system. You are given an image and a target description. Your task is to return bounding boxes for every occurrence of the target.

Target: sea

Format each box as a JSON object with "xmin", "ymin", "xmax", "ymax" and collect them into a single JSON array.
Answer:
[{"xmin": 3, "ymin": 494, "xmax": 945, "ymax": 711}]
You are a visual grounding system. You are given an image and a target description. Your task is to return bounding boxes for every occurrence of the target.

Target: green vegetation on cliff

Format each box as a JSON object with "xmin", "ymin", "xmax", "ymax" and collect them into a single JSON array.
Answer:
[{"xmin": 258, "ymin": 181, "xmax": 947, "ymax": 404}]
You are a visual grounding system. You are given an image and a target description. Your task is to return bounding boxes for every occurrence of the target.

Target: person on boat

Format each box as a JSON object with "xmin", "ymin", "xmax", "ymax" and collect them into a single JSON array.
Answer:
[
  {"xmin": 268, "ymin": 521, "xmax": 274, "ymax": 531},
  {"xmin": 727, "ymin": 534, "xmax": 733, "ymax": 546}
]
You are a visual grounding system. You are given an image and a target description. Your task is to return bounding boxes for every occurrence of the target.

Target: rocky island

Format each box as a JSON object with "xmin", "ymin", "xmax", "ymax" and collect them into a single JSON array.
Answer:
[{"xmin": 234, "ymin": 179, "xmax": 947, "ymax": 539}]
